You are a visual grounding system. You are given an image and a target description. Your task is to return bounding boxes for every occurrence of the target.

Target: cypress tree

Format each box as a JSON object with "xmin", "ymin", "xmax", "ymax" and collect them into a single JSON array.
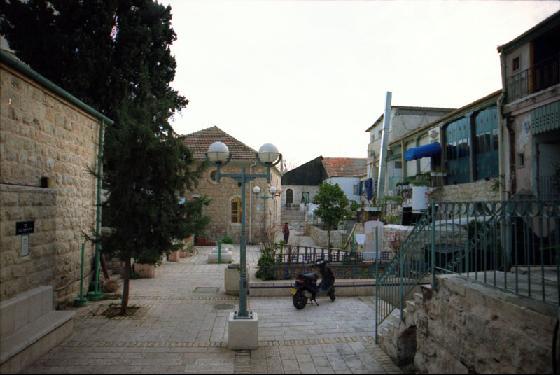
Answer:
[{"xmin": 1, "ymin": 0, "xmax": 207, "ymax": 314}]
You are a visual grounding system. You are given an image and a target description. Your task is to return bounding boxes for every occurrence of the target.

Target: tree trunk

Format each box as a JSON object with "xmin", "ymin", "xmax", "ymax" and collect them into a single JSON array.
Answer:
[
  {"xmin": 101, "ymin": 253, "xmax": 110, "ymax": 280},
  {"xmin": 120, "ymin": 257, "xmax": 131, "ymax": 316},
  {"xmin": 327, "ymin": 229, "xmax": 331, "ymax": 250}
]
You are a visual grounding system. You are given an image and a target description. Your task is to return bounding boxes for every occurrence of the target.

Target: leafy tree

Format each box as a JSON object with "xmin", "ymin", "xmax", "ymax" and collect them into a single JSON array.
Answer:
[
  {"xmin": 313, "ymin": 183, "xmax": 349, "ymax": 249},
  {"xmin": 1, "ymin": 0, "xmax": 202, "ymax": 314}
]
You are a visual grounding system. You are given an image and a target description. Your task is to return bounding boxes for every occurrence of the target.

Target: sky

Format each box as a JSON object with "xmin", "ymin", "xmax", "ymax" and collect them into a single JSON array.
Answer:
[{"xmin": 161, "ymin": 0, "xmax": 560, "ymax": 170}]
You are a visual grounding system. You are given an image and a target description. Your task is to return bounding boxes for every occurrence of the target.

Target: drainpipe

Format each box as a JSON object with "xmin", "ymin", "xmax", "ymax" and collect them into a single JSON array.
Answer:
[
  {"xmin": 498, "ymin": 53, "xmax": 508, "ymax": 201},
  {"xmin": 88, "ymin": 119, "xmax": 105, "ymax": 300}
]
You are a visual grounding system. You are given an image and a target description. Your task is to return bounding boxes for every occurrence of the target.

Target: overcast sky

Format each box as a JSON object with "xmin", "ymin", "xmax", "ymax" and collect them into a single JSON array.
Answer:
[{"xmin": 161, "ymin": 0, "xmax": 560, "ymax": 169}]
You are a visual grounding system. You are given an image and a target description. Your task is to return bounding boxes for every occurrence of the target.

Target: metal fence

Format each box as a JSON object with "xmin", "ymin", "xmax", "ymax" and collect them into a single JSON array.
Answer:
[
  {"xmin": 273, "ymin": 244, "xmax": 363, "ymax": 264},
  {"xmin": 375, "ymin": 199, "xmax": 560, "ymax": 343}
]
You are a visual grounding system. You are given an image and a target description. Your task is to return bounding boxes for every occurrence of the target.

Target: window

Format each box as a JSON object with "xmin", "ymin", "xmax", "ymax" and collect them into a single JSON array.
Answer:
[
  {"xmin": 231, "ymin": 197, "xmax": 242, "ymax": 223},
  {"xmin": 474, "ymin": 106, "xmax": 498, "ymax": 180},
  {"xmin": 301, "ymin": 192, "xmax": 310, "ymax": 204},
  {"xmin": 512, "ymin": 56, "xmax": 520, "ymax": 72},
  {"xmin": 444, "ymin": 117, "xmax": 470, "ymax": 184}
]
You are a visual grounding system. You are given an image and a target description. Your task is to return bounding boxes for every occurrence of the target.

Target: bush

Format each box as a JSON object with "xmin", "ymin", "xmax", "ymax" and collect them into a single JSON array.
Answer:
[
  {"xmin": 256, "ymin": 248, "xmax": 276, "ymax": 281},
  {"xmin": 221, "ymin": 235, "xmax": 233, "ymax": 244}
]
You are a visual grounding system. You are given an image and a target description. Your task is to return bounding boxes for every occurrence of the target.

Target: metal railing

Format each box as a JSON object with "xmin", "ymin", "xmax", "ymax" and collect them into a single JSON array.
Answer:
[
  {"xmin": 273, "ymin": 244, "xmax": 361, "ymax": 264},
  {"xmin": 538, "ymin": 175, "xmax": 560, "ymax": 200},
  {"xmin": 375, "ymin": 199, "xmax": 560, "ymax": 343},
  {"xmin": 375, "ymin": 212, "xmax": 434, "ymax": 343},
  {"xmin": 506, "ymin": 53, "xmax": 560, "ymax": 103}
]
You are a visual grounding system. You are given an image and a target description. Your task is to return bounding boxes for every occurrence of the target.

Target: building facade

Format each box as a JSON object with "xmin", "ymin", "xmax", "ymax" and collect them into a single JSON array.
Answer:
[
  {"xmin": 181, "ymin": 126, "xmax": 282, "ymax": 244},
  {"xmin": 0, "ymin": 50, "xmax": 109, "ymax": 305},
  {"xmin": 498, "ymin": 10, "xmax": 560, "ymax": 200},
  {"xmin": 365, "ymin": 106, "xmax": 454, "ymax": 198}
]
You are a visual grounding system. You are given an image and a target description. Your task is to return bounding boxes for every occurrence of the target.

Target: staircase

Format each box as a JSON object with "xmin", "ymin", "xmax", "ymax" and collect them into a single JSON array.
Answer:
[{"xmin": 281, "ymin": 206, "xmax": 306, "ymax": 233}]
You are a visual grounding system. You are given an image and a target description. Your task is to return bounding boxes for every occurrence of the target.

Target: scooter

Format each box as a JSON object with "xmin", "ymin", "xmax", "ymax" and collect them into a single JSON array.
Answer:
[{"xmin": 291, "ymin": 260, "xmax": 336, "ymax": 309}]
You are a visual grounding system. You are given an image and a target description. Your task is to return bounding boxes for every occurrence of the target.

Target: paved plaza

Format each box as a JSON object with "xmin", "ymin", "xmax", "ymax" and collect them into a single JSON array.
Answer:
[{"xmin": 24, "ymin": 247, "xmax": 400, "ymax": 374}]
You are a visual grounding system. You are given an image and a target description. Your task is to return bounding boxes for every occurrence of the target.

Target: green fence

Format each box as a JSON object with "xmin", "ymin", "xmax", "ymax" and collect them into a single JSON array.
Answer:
[{"xmin": 375, "ymin": 200, "xmax": 560, "ymax": 343}]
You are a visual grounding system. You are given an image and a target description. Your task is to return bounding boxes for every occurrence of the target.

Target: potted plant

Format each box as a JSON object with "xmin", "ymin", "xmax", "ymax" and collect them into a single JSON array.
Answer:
[{"xmin": 133, "ymin": 252, "xmax": 162, "ymax": 279}]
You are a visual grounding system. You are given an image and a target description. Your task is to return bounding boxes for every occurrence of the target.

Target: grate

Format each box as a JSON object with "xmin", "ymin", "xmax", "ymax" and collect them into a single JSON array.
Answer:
[{"xmin": 193, "ymin": 287, "xmax": 219, "ymax": 294}]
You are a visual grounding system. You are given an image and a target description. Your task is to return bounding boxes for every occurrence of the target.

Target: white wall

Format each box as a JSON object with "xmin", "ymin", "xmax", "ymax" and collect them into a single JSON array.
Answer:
[
  {"xmin": 282, "ymin": 185, "xmax": 320, "ymax": 206},
  {"xmin": 325, "ymin": 177, "xmax": 361, "ymax": 203}
]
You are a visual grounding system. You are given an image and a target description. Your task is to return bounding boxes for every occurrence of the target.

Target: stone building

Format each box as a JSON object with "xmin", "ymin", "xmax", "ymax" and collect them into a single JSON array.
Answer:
[
  {"xmin": 498, "ymin": 10, "xmax": 560, "ymax": 200},
  {"xmin": 0, "ymin": 49, "xmax": 110, "ymax": 372},
  {"xmin": 181, "ymin": 126, "xmax": 282, "ymax": 244}
]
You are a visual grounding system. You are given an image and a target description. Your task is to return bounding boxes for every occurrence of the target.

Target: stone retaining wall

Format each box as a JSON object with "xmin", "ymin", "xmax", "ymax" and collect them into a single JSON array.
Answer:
[
  {"xmin": 307, "ymin": 224, "xmax": 347, "ymax": 248},
  {"xmin": 379, "ymin": 275, "xmax": 556, "ymax": 374},
  {"xmin": 432, "ymin": 179, "xmax": 500, "ymax": 202}
]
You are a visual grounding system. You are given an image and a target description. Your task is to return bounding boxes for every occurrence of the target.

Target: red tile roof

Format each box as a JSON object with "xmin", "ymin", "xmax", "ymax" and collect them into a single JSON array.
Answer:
[
  {"xmin": 180, "ymin": 126, "xmax": 258, "ymax": 161},
  {"xmin": 321, "ymin": 157, "xmax": 367, "ymax": 178}
]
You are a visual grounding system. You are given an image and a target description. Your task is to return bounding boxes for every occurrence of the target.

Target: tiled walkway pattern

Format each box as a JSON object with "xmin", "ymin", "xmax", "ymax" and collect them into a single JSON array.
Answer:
[{"xmin": 25, "ymin": 247, "xmax": 400, "ymax": 374}]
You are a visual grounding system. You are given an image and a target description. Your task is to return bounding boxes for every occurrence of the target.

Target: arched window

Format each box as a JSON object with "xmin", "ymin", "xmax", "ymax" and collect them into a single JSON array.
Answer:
[
  {"xmin": 231, "ymin": 197, "xmax": 242, "ymax": 223},
  {"xmin": 286, "ymin": 189, "xmax": 293, "ymax": 205}
]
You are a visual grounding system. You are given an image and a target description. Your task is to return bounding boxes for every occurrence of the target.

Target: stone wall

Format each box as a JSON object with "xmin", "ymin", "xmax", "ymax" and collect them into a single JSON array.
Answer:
[
  {"xmin": 432, "ymin": 179, "xmax": 500, "ymax": 202},
  {"xmin": 379, "ymin": 275, "xmax": 556, "ymax": 374},
  {"xmin": 306, "ymin": 224, "xmax": 347, "ymax": 248},
  {"xmin": 186, "ymin": 162, "xmax": 282, "ymax": 244},
  {"xmin": 0, "ymin": 63, "xmax": 100, "ymax": 305}
]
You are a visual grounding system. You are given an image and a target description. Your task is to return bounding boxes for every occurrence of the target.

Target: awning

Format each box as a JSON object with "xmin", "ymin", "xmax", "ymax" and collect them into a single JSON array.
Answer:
[{"xmin": 404, "ymin": 142, "xmax": 442, "ymax": 161}]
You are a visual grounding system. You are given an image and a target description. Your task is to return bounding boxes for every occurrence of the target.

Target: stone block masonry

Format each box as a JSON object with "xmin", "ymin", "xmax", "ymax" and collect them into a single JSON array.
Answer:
[{"xmin": 1, "ymin": 62, "xmax": 101, "ymax": 306}]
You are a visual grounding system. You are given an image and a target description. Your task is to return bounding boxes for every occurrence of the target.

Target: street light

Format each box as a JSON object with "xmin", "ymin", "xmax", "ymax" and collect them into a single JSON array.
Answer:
[{"xmin": 206, "ymin": 141, "xmax": 281, "ymax": 349}]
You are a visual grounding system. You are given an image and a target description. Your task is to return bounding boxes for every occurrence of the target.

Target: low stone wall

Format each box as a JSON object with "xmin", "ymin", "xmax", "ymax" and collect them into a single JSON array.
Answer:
[
  {"xmin": 249, "ymin": 278, "xmax": 376, "ymax": 297},
  {"xmin": 269, "ymin": 262, "xmax": 381, "ymax": 280},
  {"xmin": 432, "ymin": 179, "xmax": 500, "ymax": 202},
  {"xmin": 307, "ymin": 224, "xmax": 347, "ymax": 248},
  {"xmin": 379, "ymin": 275, "xmax": 556, "ymax": 374}
]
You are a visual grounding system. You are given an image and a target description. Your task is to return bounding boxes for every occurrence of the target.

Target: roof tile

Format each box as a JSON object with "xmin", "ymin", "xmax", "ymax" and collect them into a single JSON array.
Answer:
[{"xmin": 180, "ymin": 126, "xmax": 257, "ymax": 161}]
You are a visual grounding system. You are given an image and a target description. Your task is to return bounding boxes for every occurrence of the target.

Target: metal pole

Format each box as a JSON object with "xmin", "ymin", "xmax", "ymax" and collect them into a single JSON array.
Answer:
[
  {"xmin": 431, "ymin": 200, "xmax": 436, "ymax": 288},
  {"xmin": 374, "ymin": 227, "xmax": 379, "ymax": 344},
  {"xmin": 218, "ymin": 240, "xmax": 222, "ymax": 264},
  {"xmin": 238, "ymin": 168, "xmax": 249, "ymax": 318},
  {"xmin": 377, "ymin": 91, "xmax": 392, "ymax": 202},
  {"xmin": 74, "ymin": 242, "xmax": 87, "ymax": 306}
]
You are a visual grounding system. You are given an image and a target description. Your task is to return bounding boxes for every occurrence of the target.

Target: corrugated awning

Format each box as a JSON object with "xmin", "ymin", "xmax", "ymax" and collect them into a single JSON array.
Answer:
[
  {"xmin": 530, "ymin": 100, "xmax": 560, "ymax": 135},
  {"xmin": 404, "ymin": 142, "xmax": 442, "ymax": 161}
]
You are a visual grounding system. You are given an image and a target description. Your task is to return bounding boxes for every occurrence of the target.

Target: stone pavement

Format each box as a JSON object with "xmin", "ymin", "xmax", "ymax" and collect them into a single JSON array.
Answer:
[{"xmin": 24, "ymin": 247, "xmax": 400, "ymax": 374}]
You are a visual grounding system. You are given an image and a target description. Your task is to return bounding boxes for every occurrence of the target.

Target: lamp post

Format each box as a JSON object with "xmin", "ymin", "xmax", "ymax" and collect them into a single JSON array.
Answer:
[{"xmin": 207, "ymin": 141, "xmax": 281, "ymax": 329}]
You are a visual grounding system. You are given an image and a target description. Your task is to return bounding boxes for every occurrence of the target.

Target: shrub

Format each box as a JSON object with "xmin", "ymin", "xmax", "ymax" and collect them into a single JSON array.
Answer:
[
  {"xmin": 221, "ymin": 235, "xmax": 233, "ymax": 244},
  {"xmin": 256, "ymin": 248, "xmax": 276, "ymax": 281}
]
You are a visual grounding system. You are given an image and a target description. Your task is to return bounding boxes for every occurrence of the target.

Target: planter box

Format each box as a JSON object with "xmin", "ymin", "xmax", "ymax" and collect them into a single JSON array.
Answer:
[
  {"xmin": 167, "ymin": 250, "xmax": 181, "ymax": 262},
  {"xmin": 179, "ymin": 251, "xmax": 188, "ymax": 258},
  {"xmin": 225, "ymin": 264, "xmax": 240, "ymax": 295},
  {"xmin": 133, "ymin": 263, "xmax": 156, "ymax": 279}
]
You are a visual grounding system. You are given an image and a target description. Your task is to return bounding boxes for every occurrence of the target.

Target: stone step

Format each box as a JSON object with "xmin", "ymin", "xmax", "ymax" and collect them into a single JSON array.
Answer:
[{"xmin": 0, "ymin": 310, "xmax": 74, "ymax": 373}]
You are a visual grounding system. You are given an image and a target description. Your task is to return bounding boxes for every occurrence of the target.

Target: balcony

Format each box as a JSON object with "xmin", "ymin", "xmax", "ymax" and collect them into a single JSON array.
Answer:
[{"xmin": 506, "ymin": 52, "xmax": 560, "ymax": 103}]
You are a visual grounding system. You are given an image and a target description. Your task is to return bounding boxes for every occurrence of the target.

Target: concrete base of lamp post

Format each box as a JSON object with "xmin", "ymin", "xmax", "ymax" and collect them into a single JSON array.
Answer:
[{"xmin": 227, "ymin": 311, "xmax": 258, "ymax": 350}]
